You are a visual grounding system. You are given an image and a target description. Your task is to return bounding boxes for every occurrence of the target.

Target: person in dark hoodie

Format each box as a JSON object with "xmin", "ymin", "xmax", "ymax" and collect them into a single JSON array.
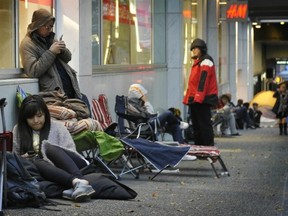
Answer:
[
  {"xmin": 183, "ymin": 38, "xmax": 218, "ymax": 146},
  {"xmin": 20, "ymin": 9, "xmax": 90, "ymax": 110}
]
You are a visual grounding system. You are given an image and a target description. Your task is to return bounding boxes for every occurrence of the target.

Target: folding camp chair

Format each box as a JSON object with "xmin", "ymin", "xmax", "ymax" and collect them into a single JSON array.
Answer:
[
  {"xmin": 113, "ymin": 95, "xmax": 159, "ymax": 178},
  {"xmin": 91, "ymin": 94, "xmax": 117, "ymax": 136},
  {"xmin": 119, "ymin": 138, "xmax": 190, "ymax": 180},
  {"xmin": 114, "ymin": 95, "xmax": 156, "ymax": 141},
  {"xmin": 114, "ymin": 95, "xmax": 195, "ymax": 179},
  {"xmin": 180, "ymin": 144, "xmax": 230, "ymax": 178},
  {"xmin": 72, "ymin": 130, "xmax": 125, "ymax": 180}
]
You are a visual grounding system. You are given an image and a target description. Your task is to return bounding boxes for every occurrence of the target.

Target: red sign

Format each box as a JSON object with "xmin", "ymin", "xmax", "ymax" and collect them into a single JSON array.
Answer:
[
  {"xmin": 103, "ymin": 0, "xmax": 135, "ymax": 25},
  {"xmin": 226, "ymin": 3, "xmax": 248, "ymax": 20}
]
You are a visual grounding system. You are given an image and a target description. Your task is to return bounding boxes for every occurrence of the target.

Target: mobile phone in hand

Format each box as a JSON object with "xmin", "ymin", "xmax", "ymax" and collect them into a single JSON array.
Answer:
[{"xmin": 59, "ymin": 34, "xmax": 63, "ymax": 41}]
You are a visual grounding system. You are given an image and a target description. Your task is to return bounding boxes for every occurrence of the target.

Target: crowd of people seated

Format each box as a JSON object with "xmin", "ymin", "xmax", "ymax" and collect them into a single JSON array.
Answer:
[{"xmin": 212, "ymin": 93, "xmax": 262, "ymax": 137}]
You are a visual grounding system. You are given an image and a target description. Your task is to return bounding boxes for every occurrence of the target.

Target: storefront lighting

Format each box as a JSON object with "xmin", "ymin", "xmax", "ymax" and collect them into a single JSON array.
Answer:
[
  {"xmin": 104, "ymin": 35, "xmax": 111, "ymax": 64},
  {"xmin": 260, "ymin": 19, "xmax": 288, "ymax": 23},
  {"xmin": 25, "ymin": 0, "xmax": 28, "ymax": 8},
  {"xmin": 280, "ymin": 22, "xmax": 285, "ymax": 25},
  {"xmin": 191, "ymin": 3, "xmax": 197, "ymax": 6},
  {"xmin": 255, "ymin": 24, "xmax": 261, "ymax": 29},
  {"xmin": 252, "ymin": 22, "xmax": 258, "ymax": 26},
  {"xmin": 277, "ymin": 60, "xmax": 288, "ymax": 64},
  {"xmin": 183, "ymin": 23, "xmax": 188, "ymax": 65},
  {"xmin": 128, "ymin": 0, "xmax": 141, "ymax": 52},
  {"xmin": 219, "ymin": 2, "xmax": 227, "ymax": 5},
  {"xmin": 129, "ymin": 0, "xmax": 136, "ymax": 14},
  {"xmin": 133, "ymin": 16, "xmax": 142, "ymax": 52},
  {"xmin": 115, "ymin": 0, "xmax": 119, "ymax": 38},
  {"xmin": 275, "ymin": 76, "xmax": 281, "ymax": 84}
]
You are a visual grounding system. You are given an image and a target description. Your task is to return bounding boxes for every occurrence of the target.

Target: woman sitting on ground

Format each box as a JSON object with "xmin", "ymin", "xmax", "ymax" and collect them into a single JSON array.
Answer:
[
  {"xmin": 127, "ymin": 84, "xmax": 188, "ymax": 143},
  {"xmin": 13, "ymin": 95, "xmax": 95, "ymax": 202}
]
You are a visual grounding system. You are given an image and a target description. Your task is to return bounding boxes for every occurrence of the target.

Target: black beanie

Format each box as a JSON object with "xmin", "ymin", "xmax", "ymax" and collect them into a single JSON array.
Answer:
[{"xmin": 190, "ymin": 38, "xmax": 207, "ymax": 53}]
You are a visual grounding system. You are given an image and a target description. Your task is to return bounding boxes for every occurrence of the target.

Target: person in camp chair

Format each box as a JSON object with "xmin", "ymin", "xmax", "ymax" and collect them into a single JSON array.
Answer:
[{"xmin": 127, "ymin": 84, "xmax": 189, "ymax": 144}]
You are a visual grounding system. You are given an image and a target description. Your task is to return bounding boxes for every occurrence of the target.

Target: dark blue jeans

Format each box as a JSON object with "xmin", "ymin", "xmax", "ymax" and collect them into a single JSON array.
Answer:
[{"xmin": 150, "ymin": 110, "xmax": 184, "ymax": 143}]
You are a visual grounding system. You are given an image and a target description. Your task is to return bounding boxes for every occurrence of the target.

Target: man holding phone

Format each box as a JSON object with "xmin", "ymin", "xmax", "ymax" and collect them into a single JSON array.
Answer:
[{"xmin": 20, "ymin": 8, "xmax": 84, "ymax": 101}]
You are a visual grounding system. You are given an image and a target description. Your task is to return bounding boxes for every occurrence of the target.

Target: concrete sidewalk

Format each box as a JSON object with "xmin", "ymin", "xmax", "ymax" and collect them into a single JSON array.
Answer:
[{"xmin": 4, "ymin": 127, "xmax": 288, "ymax": 216}]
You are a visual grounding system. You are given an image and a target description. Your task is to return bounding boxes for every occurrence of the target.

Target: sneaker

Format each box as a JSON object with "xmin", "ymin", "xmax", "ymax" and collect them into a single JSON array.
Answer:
[
  {"xmin": 182, "ymin": 154, "xmax": 197, "ymax": 161},
  {"xmin": 62, "ymin": 188, "xmax": 74, "ymax": 200},
  {"xmin": 72, "ymin": 182, "xmax": 95, "ymax": 202},
  {"xmin": 151, "ymin": 168, "xmax": 180, "ymax": 173},
  {"xmin": 180, "ymin": 121, "xmax": 189, "ymax": 130}
]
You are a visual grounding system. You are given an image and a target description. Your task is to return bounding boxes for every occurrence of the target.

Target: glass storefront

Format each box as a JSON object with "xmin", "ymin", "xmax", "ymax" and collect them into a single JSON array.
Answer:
[
  {"xmin": 218, "ymin": 1, "xmax": 228, "ymax": 85},
  {"xmin": 92, "ymin": 0, "xmax": 153, "ymax": 65},
  {"xmin": 0, "ymin": 0, "xmax": 15, "ymax": 68},
  {"xmin": 182, "ymin": 0, "xmax": 198, "ymax": 94},
  {"xmin": 103, "ymin": 0, "xmax": 151, "ymax": 64}
]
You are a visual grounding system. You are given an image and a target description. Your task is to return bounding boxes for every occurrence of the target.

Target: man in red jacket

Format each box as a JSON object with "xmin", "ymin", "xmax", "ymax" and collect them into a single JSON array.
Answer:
[{"xmin": 183, "ymin": 38, "xmax": 218, "ymax": 146}]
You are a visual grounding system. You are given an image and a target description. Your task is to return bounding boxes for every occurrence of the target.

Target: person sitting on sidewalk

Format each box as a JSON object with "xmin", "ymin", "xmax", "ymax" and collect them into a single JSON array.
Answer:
[
  {"xmin": 248, "ymin": 102, "xmax": 262, "ymax": 128},
  {"xmin": 13, "ymin": 95, "xmax": 95, "ymax": 202},
  {"xmin": 127, "ymin": 83, "xmax": 188, "ymax": 143},
  {"xmin": 216, "ymin": 94, "xmax": 240, "ymax": 136},
  {"xmin": 234, "ymin": 99, "xmax": 255, "ymax": 129}
]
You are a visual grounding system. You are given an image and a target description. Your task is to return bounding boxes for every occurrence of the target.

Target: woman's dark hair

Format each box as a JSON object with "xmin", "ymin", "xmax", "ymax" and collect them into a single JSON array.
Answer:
[{"xmin": 17, "ymin": 95, "xmax": 51, "ymax": 154}]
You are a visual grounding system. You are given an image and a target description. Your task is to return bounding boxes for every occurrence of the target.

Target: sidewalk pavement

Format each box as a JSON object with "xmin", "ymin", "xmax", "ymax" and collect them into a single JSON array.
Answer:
[{"xmin": 4, "ymin": 126, "xmax": 288, "ymax": 216}]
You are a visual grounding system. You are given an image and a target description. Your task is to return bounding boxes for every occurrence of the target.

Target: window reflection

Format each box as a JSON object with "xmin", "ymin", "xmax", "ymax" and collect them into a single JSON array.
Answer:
[
  {"xmin": 0, "ymin": 0, "xmax": 14, "ymax": 68},
  {"xmin": 183, "ymin": 0, "xmax": 198, "ymax": 95},
  {"xmin": 102, "ymin": 0, "xmax": 152, "ymax": 65}
]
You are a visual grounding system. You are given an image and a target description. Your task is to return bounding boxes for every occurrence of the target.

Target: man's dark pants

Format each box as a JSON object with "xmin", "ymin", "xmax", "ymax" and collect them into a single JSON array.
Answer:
[{"xmin": 189, "ymin": 103, "xmax": 214, "ymax": 146}]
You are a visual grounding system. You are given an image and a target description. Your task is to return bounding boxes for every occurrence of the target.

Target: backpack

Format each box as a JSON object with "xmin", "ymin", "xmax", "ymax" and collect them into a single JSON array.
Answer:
[{"xmin": 5, "ymin": 152, "xmax": 61, "ymax": 210}]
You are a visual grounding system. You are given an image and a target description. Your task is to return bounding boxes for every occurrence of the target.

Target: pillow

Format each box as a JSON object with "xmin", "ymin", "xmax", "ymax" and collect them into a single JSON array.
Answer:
[
  {"xmin": 47, "ymin": 105, "xmax": 76, "ymax": 120},
  {"xmin": 53, "ymin": 118, "xmax": 103, "ymax": 134}
]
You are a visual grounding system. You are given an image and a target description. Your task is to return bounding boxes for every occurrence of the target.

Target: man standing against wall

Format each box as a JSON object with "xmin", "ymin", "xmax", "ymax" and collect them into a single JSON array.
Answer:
[{"xmin": 183, "ymin": 38, "xmax": 218, "ymax": 146}]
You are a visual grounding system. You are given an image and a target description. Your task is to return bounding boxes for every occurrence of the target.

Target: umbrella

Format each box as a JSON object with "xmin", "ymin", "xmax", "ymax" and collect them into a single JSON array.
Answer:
[
  {"xmin": 250, "ymin": 90, "xmax": 276, "ymax": 108},
  {"xmin": 250, "ymin": 90, "xmax": 277, "ymax": 119}
]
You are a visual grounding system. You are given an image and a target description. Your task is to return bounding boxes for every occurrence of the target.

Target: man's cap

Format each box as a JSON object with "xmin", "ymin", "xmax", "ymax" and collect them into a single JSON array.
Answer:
[{"xmin": 190, "ymin": 38, "xmax": 207, "ymax": 51}]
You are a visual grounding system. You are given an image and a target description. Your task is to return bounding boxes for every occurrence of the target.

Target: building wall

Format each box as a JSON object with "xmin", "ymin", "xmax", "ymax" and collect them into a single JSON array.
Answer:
[
  {"xmin": 0, "ymin": 79, "xmax": 39, "ymax": 131},
  {"xmin": 0, "ymin": 0, "xmax": 255, "ymax": 130}
]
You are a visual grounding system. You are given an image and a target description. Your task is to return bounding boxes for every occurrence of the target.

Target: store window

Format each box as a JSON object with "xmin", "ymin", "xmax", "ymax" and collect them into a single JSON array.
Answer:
[
  {"xmin": 182, "ymin": 0, "xmax": 198, "ymax": 93},
  {"xmin": 93, "ymin": 0, "xmax": 152, "ymax": 65},
  {"xmin": 218, "ymin": 1, "xmax": 228, "ymax": 84},
  {"xmin": 0, "ymin": 0, "xmax": 15, "ymax": 68}
]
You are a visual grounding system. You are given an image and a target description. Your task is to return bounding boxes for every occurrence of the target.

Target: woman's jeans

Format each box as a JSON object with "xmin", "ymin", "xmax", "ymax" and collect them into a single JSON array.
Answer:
[{"xmin": 150, "ymin": 110, "xmax": 184, "ymax": 143}]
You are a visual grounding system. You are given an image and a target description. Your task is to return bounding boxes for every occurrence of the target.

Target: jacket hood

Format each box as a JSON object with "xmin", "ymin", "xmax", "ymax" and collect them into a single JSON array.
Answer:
[
  {"xmin": 27, "ymin": 9, "xmax": 55, "ymax": 36},
  {"xmin": 128, "ymin": 84, "xmax": 148, "ymax": 99}
]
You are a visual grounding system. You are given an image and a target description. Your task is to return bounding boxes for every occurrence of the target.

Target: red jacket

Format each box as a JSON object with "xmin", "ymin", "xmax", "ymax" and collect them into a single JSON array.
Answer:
[{"xmin": 183, "ymin": 55, "xmax": 218, "ymax": 106}]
